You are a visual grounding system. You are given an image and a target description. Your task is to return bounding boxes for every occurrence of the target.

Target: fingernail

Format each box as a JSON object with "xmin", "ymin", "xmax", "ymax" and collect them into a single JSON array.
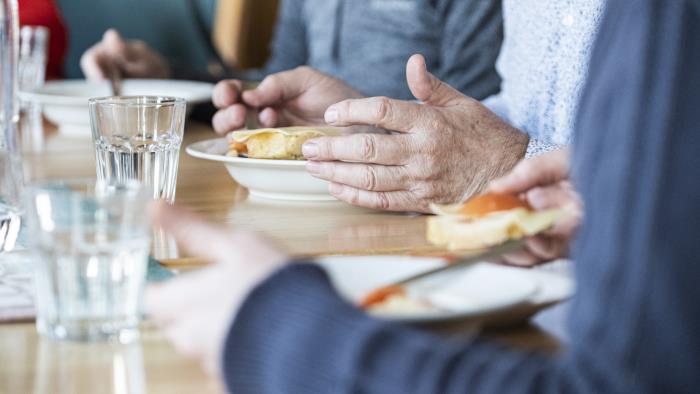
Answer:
[
  {"xmin": 306, "ymin": 161, "xmax": 321, "ymax": 175},
  {"xmin": 329, "ymin": 183, "xmax": 344, "ymax": 195},
  {"xmin": 324, "ymin": 108, "xmax": 338, "ymax": 124},
  {"xmin": 302, "ymin": 142, "xmax": 319, "ymax": 159}
]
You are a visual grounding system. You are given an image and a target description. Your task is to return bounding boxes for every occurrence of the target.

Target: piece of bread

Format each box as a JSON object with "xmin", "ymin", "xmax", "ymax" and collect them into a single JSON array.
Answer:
[
  {"xmin": 227, "ymin": 126, "xmax": 340, "ymax": 160},
  {"xmin": 427, "ymin": 193, "xmax": 562, "ymax": 250}
]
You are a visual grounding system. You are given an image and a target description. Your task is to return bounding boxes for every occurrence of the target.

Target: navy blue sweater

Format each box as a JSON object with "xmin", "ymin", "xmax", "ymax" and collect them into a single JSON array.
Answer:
[{"xmin": 222, "ymin": 1, "xmax": 700, "ymax": 392}]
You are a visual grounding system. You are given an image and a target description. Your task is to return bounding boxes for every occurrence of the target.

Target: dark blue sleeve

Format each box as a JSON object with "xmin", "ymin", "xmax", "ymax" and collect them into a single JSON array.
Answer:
[{"xmin": 222, "ymin": 1, "xmax": 700, "ymax": 393}]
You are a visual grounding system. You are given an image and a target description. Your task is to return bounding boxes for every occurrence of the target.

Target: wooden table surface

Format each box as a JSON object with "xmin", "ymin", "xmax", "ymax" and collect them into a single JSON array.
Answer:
[{"xmin": 0, "ymin": 121, "xmax": 565, "ymax": 393}]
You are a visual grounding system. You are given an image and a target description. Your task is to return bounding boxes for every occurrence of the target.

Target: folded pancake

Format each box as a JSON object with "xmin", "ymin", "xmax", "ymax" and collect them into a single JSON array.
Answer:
[
  {"xmin": 227, "ymin": 126, "xmax": 340, "ymax": 160},
  {"xmin": 427, "ymin": 193, "xmax": 562, "ymax": 250}
]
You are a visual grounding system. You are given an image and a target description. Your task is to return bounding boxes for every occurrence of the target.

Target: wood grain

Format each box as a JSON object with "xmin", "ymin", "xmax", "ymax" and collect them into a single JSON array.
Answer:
[{"xmin": 0, "ymin": 121, "xmax": 561, "ymax": 392}]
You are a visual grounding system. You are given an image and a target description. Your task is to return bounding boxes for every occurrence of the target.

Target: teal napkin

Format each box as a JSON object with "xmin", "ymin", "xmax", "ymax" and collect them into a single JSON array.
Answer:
[{"xmin": 147, "ymin": 256, "xmax": 175, "ymax": 282}]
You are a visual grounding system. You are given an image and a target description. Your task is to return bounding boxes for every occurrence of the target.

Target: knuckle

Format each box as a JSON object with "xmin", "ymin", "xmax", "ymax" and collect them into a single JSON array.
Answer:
[
  {"xmin": 373, "ymin": 97, "xmax": 391, "ymax": 124},
  {"xmin": 361, "ymin": 166, "xmax": 378, "ymax": 191},
  {"xmin": 359, "ymin": 134, "xmax": 378, "ymax": 162},
  {"xmin": 374, "ymin": 192, "xmax": 391, "ymax": 210}
]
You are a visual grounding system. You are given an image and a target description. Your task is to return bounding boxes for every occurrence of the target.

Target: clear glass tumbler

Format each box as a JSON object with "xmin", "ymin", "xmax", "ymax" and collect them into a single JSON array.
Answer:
[
  {"xmin": 89, "ymin": 96, "xmax": 186, "ymax": 202},
  {"xmin": 19, "ymin": 25, "xmax": 49, "ymax": 152},
  {"xmin": 0, "ymin": 0, "xmax": 24, "ymax": 255},
  {"xmin": 24, "ymin": 179, "xmax": 150, "ymax": 343}
]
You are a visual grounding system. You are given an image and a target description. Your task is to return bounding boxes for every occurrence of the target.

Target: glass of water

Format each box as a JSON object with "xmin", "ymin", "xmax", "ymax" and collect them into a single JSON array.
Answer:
[
  {"xmin": 24, "ymin": 179, "xmax": 150, "ymax": 343},
  {"xmin": 89, "ymin": 96, "xmax": 186, "ymax": 202}
]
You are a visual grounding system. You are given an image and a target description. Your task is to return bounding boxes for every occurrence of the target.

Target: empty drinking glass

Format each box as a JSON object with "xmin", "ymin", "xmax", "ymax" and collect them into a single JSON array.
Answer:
[
  {"xmin": 89, "ymin": 96, "xmax": 186, "ymax": 202},
  {"xmin": 24, "ymin": 180, "xmax": 151, "ymax": 343},
  {"xmin": 19, "ymin": 25, "xmax": 49, "ymax": 152},
  {"xmin": 0, "ymin": 0, "xmax": 24, "ymax": 256}
]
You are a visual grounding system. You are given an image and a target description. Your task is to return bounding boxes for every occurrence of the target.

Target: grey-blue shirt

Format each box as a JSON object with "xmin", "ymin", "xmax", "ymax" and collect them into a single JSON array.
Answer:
[{"xmin": 262, "ymin": 0, "xmax": 503, "ymax": 100}]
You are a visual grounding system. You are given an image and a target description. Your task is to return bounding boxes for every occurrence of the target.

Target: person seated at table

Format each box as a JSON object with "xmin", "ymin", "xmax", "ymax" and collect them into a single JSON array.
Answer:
[
  {"xmin": 211, "ymin": 1, "xmax": 605, "ymax": 215},
  {"xmin": 79, "ymin": 0, "xmax": 503, "ymax": 101},
  {"xmin": 146, "ymin": 1, "xmax": 700, "ymax": 392}
]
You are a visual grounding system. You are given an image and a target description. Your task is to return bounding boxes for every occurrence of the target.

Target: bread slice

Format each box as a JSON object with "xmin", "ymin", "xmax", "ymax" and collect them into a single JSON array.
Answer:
[{"xmin": 427, "ymin": 205, "xmax": 562, "ymax": 251}]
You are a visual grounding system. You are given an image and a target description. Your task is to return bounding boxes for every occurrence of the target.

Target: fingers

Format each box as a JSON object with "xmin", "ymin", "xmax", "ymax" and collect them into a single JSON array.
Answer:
[
  {"xmin": 406, "ymin": 54, "xmax": 465, "ymax": 107},
  {"xmin": 212, "ymin": 80, "xmax": 244, "ymax": 109},
  {"xmin": 212, "ymin": 104, "xmax": 249, "ymax": 134},
  {"xmin": 302, "ymin": 133, "xmax": 411, "ymax": 165},
  {"xmin": 150, "ymin": 202, "xmax": 234, "ymax": 262},
  {"xmin": 502, "ymin": 236, "xmax": 568, "ymax": 266},
  {"xmin": 328, "ymin": 183, "xmax": 422, "ymax": 212},
  {"xmin": 307, "ymin": 161, "xmax": 408, "ymax": 192},
  {"xmin": 489, "ymin": 149, "xmax": 571, "ymax": 194},
  {"xmin": 502, "ymin": 250, "xmax": 541, "ymax": 266},
  {"xmin": 526, "ymin": 236, "xmax": 568, "ymax": 261},
  {"xmin": 80, "ymin": 29, "xmax": 127, "ymax": 81},
  {"xmin": 258, "ymin": 107, "xmax": 280, "ymax": 127},
  {"xmin": 526, "ymin": 182, "xmax": 575, "ymax": 210},
  {"xmin": 324, "ymin": 96, "xmax": 424, "ymax": 133},
  {"xmin": 242, "ymin": 67, "xmax": 312, "ymax": 108}
]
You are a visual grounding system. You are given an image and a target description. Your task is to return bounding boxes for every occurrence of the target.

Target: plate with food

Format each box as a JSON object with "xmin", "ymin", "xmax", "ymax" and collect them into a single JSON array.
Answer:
[
  {"xmin": 20, "ymin": 79, "xmax": 214, "ymax": 135},
  {"xmin": 186, "ymin": 126, "xmax": 341, "ymax": 201},
  {"xmin": 317, "ymin": 255, "xmax": 574, "ymax": 323}
]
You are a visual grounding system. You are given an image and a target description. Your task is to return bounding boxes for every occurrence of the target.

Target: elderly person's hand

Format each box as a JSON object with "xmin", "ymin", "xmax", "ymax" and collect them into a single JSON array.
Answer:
[
  {"xmin": 80, "ymin": 29, "xmax": 171, "ymax": 81},
  {"xmin": 212, "ymin": 67, "xmax": 365, "ymax": 134},
  {"xmin": 304, "ymin": 54, "xmax": 529, "ymax": 212},
  {"xmin": 145, "ymin": 202, "xmax": 287, "ymax": 376},
  {"xmin": 489, "ymin": 149, "xmax": 583, "ymax": 265}
]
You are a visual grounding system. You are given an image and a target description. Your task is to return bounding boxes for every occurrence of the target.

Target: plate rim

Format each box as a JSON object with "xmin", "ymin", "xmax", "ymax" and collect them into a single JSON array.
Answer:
[
  {"xmin": 186, "ymin": 138, "xmax": 309, "ymax": 167},
  {"xmin": 20, "ymin": 78, "xmax": 214, "ymax": 106},
  {"xmin": 316, "ymin": 256, "xmax": 554, "ymax": 324}
]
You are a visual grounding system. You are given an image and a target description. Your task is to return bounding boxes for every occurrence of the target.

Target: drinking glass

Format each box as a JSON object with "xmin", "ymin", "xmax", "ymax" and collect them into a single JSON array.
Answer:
[
  {"xmin": 24, "ymin": 179, "xmax": 150, "ymax": 343},
  {"xmin": 19, "ymin": 25, "xmax": 49, "ymax": 152},
  {"xmin": 89, "ymin": 96, "xmax": 186, "ymax": 202},
  {"xmin": 0, "ymin": 0, "xmax": 24, "ymax": 255}
]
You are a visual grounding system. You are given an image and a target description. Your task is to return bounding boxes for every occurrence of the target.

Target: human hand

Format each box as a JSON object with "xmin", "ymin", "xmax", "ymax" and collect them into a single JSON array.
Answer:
[
  {"xmin": 145, "ymin": 202, "xmax": 287, "ymax": 376},
  {"xmin": 489, "ymin": 149, "xmax": 582, "ymax": 265},
  {"xmin": 303, "ymin": 54, "xmax": 529, "ymax": 213},
  {"xmin": 211, "ymin": 66, "xmax": 364, "ymax": 134},
  {"xmin": 80, "ymin": 29, "xmax": 171, "ymax": 81}
]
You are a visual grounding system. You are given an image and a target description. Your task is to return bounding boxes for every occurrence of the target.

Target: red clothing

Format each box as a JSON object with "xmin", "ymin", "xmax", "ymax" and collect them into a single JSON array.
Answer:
[{"xmin": 18, "ymin": 0, "xmax": 67, "ymax": 79}]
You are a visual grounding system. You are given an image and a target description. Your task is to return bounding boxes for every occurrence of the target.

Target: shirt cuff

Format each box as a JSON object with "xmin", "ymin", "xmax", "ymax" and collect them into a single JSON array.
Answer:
[{"xmin": 525, "ymin": 138, "xmax": 565, "ymax": 158}]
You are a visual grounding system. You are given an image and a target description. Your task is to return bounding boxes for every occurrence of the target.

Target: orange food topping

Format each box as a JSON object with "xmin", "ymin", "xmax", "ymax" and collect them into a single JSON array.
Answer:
[
  {"xmin": 459, "ymin": 193, "xmax": 531, "ymax": 218},
  {"xmin": 359, "ymin": 285, "xmax": 406, "ymax": 309}
]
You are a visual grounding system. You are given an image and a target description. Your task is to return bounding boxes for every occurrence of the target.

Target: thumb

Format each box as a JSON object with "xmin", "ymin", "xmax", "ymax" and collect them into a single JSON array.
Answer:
[
  {"xmin": 102, "ymin": 29, "xmax": 127, "ymax": 55},
  {"xmin": 242, "ymin": 68, "xmax": 308, "ymax": 108},
  {"xmin": 489, "ymin": 150, "xmax": 570, "ymax": 194},
  {"xmin": 406, "ymin": 54, "xmax": 464, "ymax": 107}
]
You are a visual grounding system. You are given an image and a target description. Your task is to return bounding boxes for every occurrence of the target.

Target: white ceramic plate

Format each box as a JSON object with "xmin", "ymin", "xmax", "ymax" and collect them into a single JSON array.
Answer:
[
  {"xmin": 317, "ymin": 255, "xmax": 575, "ymax": 323},
  {"xmin": 186, "ymin": 138, "xmax": 335, "ymax": 201},
  {"xmin": 20, "ymin": 79, "xmax": 214, "ymax": 135}
]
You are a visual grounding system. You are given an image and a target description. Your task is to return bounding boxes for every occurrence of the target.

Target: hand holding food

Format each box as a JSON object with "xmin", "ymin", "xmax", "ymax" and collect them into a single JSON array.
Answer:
[
  {"xmin": 212, "ymin": 67, "xmax": 365, "ymax": 134},
  {"xmin": 80, "ymin": 29, "xmax": 171, "ymax": 81},
  {"xmin": 304, "ymin": 54, "xmax": 528, "ymax": 213},
  {"xmin": 489, "ymin": 149, "xmax": 582, "ymax": 265}
]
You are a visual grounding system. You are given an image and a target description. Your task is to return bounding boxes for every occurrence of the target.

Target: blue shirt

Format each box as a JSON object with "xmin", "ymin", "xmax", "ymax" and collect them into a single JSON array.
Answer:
[
  {"xmin": 222, "ymin": 1, "xmax": 700, "ymax": 392},
  {"xmin": 262, "ymin": 0, "xmax": 503, "ymax": 100}
]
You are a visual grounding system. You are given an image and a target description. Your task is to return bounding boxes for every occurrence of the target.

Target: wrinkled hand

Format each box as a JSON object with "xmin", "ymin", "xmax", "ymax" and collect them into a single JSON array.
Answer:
[
  {"xmin": 80, "ymin": 29, "xmax": 171, "ymax": 81},
  {"xmin": 489, "ymin": 149, "xmax": 582, "ymax": 265},
  {"xmin": 212, "ymin": 67, "xmax": 364, "ymax": 134},
  {"xmin": 145, "ymin": 202, "xmax": 287, "ymax": 376},
  {"xmin": 304, "ymin": 54, "xmax": 529, "ymax": 213}
]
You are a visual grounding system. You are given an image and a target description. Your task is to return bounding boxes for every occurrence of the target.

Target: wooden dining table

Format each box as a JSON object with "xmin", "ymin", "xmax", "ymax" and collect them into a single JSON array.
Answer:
[{"xmin": 0, "ymin": 121, "xmax": 567, "ymax": 394}]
